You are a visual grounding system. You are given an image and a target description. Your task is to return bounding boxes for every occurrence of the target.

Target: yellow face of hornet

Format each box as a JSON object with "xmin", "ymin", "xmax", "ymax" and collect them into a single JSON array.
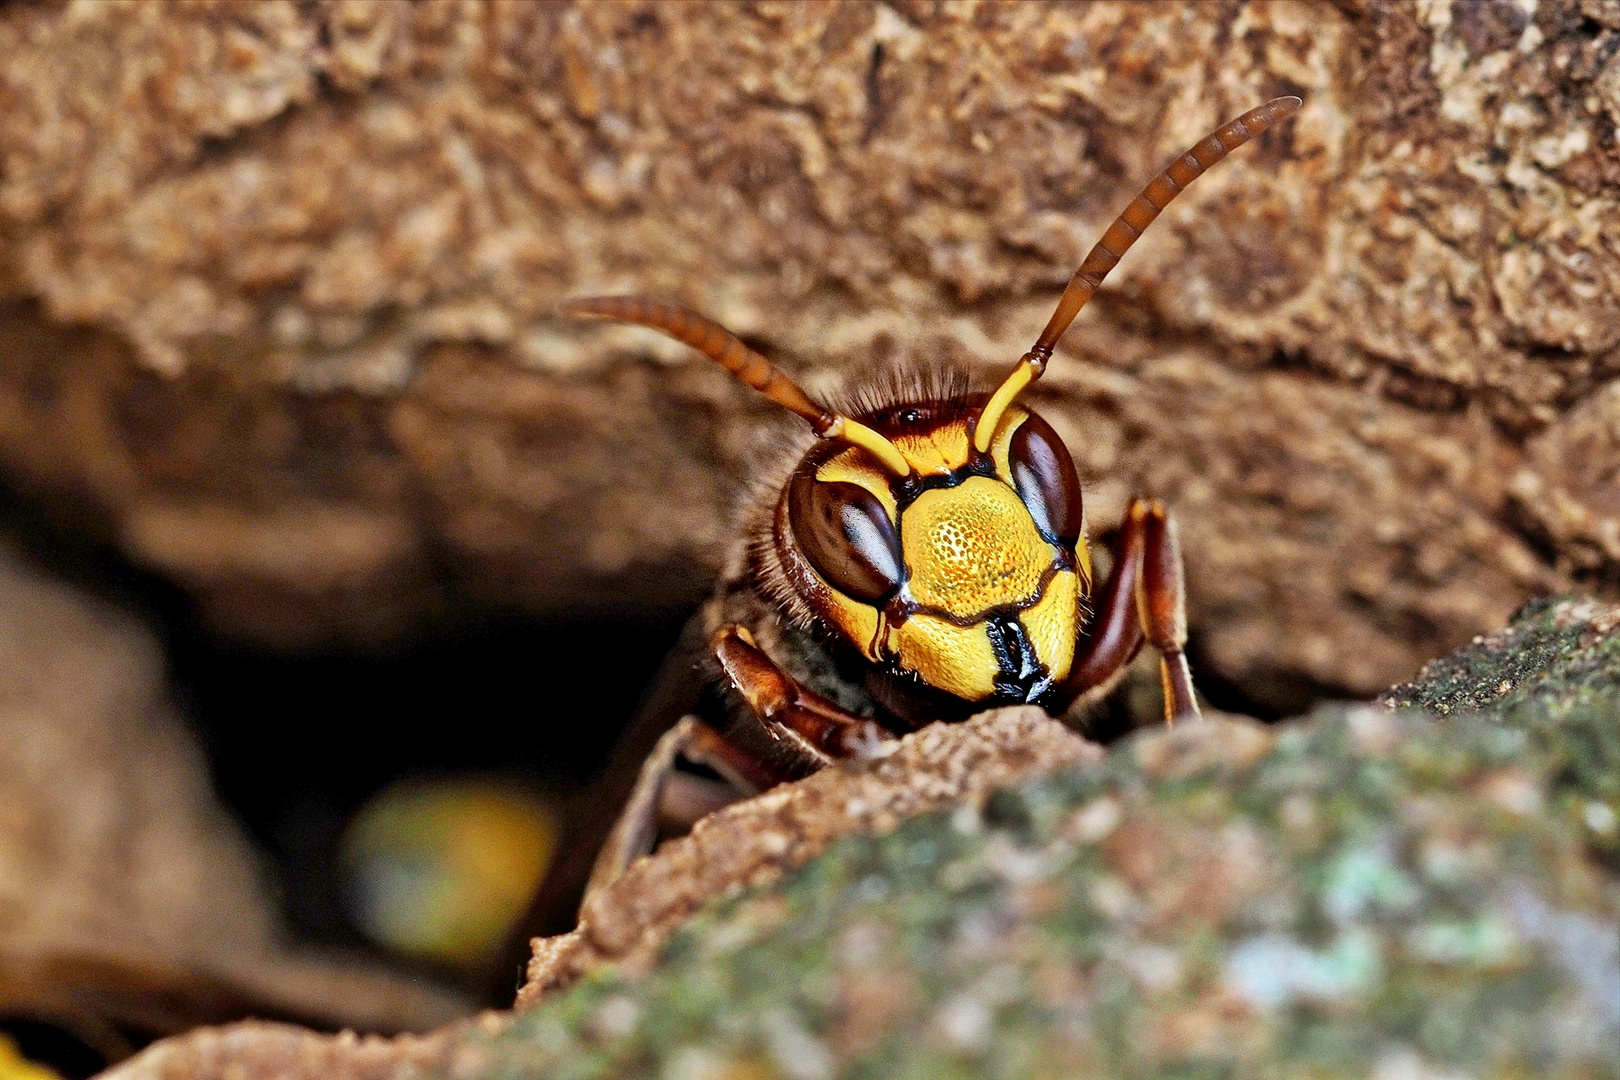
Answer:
[{"xmin": 779, "ymin": 404, "xmax": 1092, "ymax": 706}]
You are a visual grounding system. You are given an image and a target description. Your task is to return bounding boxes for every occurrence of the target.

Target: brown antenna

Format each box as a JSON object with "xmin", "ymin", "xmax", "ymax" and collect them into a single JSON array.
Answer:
[
  {"xmin": 561, "ymin": 295, "xmax": 912, "ymax": 476},
  {"xmin": 975, "ymin": 95, "xmax": 1304, "ymax": 452}
]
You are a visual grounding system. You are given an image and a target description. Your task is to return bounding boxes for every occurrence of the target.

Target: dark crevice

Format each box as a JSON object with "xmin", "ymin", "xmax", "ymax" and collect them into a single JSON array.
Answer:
[
  {"xmin": 1187, "ymin": 638, "xmax": 1347, "ymax": 721},
  {"xmin": 0, "ymin": 471, "xmax": 689, "ymax": 1000},
  {"xmin": 860, "ymin": 41, "xmax": 887, "ymax": 146}
]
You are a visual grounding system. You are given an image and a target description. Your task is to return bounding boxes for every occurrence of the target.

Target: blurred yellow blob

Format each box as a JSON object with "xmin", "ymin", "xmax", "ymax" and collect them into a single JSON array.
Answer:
[
  {"xmin": 339, "ymin": 779, "xmax": 556, "ymax": 969},
  {"xmin": 0, "ymin": 1036, "xmax": 60, "ymax": 1080}
]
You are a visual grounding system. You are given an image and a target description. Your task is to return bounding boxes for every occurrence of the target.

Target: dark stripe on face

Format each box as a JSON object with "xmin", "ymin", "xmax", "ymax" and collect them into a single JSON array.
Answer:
[
  {"xmin": 884, "ymin": 562, "xmax": 1062, "ymax": 630},
  {"xmin": 886, "ymin": 462, "xmax": 996, "ymax": 520},
  {"xmin": 984, "ymin": 615, "xmax": 1057, "ymax": 705}
]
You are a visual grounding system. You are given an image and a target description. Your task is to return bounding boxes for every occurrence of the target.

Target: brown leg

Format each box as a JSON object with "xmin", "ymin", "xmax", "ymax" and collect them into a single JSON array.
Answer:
[
  {"xmin": 1137, "ymin": 501, "xmax": 1200, "ymax": 723},
  {"xmin": 584, "ymin": 716, "xmax": 704, "ymax": 902},
  {"xmin": 713, "ymin": 624, "xmax": 896, "ymax": 762},
  {"xmin": 584, "ymin": 624, "xmax": 896, "ymax": 906},
  {"xmin": 1065, "ymin": 498, "xmax": 1202, "ymax": 725},
  {"xmin": 1065, "ymin": 501, "xmax": 1150, "ymax": 696},
  {"xmin": 681, "ymin": 716, "xmax": 784, "ymax": 794},
  {"xmin": 583, "ymin": 715, "xmax": 793, "ymax": 904}
]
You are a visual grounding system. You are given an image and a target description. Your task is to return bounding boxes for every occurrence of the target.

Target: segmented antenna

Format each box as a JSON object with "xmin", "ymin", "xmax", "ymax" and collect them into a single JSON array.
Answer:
[
  {"xmin": 561, "ymin": 295, "xmax": 912, "ymax": 476},
  {"xmin": 974, "ymin": 96, "xmax": 1304, "ymax": 452}
]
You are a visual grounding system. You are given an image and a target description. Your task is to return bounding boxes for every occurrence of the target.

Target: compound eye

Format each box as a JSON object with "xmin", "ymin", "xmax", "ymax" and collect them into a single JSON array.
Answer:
[
  {"xmin": 787, "ymin": 476, "xmax": 903, "ymax": 603},
  {"xmin": 1009, "ymin": 411, "xmax": 1083, "ymax": 544}
]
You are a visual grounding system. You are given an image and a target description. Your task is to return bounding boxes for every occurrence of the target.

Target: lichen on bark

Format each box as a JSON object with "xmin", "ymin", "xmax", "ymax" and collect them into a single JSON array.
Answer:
[
  {"xmin": 448, "ymin": 661, "xmax": 1619, "ymax": 1077},
  {"xmin": 100, "ymin": 597, "xmax": 1620, "ymax": 1080},
  {"xmin": 1383, "ymin": 595, "xmax": 1620, "ymax": 864}
]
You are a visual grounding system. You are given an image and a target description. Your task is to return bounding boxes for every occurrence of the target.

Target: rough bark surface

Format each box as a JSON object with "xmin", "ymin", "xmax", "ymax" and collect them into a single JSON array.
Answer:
[
  {"xmin": 96, "ymin": 595, "xmax": 1620, "ymax": 1080},
  {"xmin": 0, "ymin": 543, "xmax": 467, "ymax": 1046},
  {"xmin": 4, "ymin": 1, "xmax": 1620, "ymax": 694}
]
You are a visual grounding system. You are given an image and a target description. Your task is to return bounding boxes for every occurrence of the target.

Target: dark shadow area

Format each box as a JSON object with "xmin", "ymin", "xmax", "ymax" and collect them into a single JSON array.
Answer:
[
  {"xmin": 0, "ymin": 477, "xmax": 690, "ymax": 1035},
  {"xmin": 165, "ymin": 606, "xmax": 691, "ymax": 959},
  {"xmin": 1186, "ymin": 638, "xmax": 1340, "ymax": 721},
  {"xmin": 0, "ymin": 1018, "xmax": 114, "ymax": 1080}
]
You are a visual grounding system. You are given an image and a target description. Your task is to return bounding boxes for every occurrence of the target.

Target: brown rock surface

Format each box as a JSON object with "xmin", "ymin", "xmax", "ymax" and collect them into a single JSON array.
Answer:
[
  {"xmin": 0, "ymin": 543, "xmax": 467, "ymax": 1048},
  {"xmin": 3, "ymin": 1, "xmax": 1618, "ymax": 695}
]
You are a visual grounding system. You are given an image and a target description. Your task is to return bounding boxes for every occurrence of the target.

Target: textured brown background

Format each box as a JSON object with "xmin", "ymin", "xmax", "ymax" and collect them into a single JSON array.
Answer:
[{"xmin": 3, "ymin": 0, "xmax": 1619, "ymax": 701}]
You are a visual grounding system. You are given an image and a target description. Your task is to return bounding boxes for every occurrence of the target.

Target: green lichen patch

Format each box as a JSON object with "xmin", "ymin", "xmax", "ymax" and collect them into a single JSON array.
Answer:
[
  {"xmin": 1382, "ymin": 596, "xmax": 1620, "ymax": 863},
  {"xmin": 1381, "ymin": 597, "xmax": 1620, "ymax": 717},
  {"xmin": 442, "ymin": 709, "xmax": 1619, "ymax": 1080}
]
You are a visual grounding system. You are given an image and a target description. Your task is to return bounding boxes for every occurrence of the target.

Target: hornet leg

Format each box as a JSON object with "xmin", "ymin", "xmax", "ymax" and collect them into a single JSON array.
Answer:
[
  {"xmin": 583, "ymin": 714, "xmax": 790, "ymax": 905},
  {"xmin": 1065, "ymin": 498, "xmax": 1201, "ymax": 725},
  {"xmin": 583, "ymin": 625, "xmax": 896, "ymax": 906},
  {"xmin": 712, "ymin": 624, "xmax": 895, "ymax": 763}
]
